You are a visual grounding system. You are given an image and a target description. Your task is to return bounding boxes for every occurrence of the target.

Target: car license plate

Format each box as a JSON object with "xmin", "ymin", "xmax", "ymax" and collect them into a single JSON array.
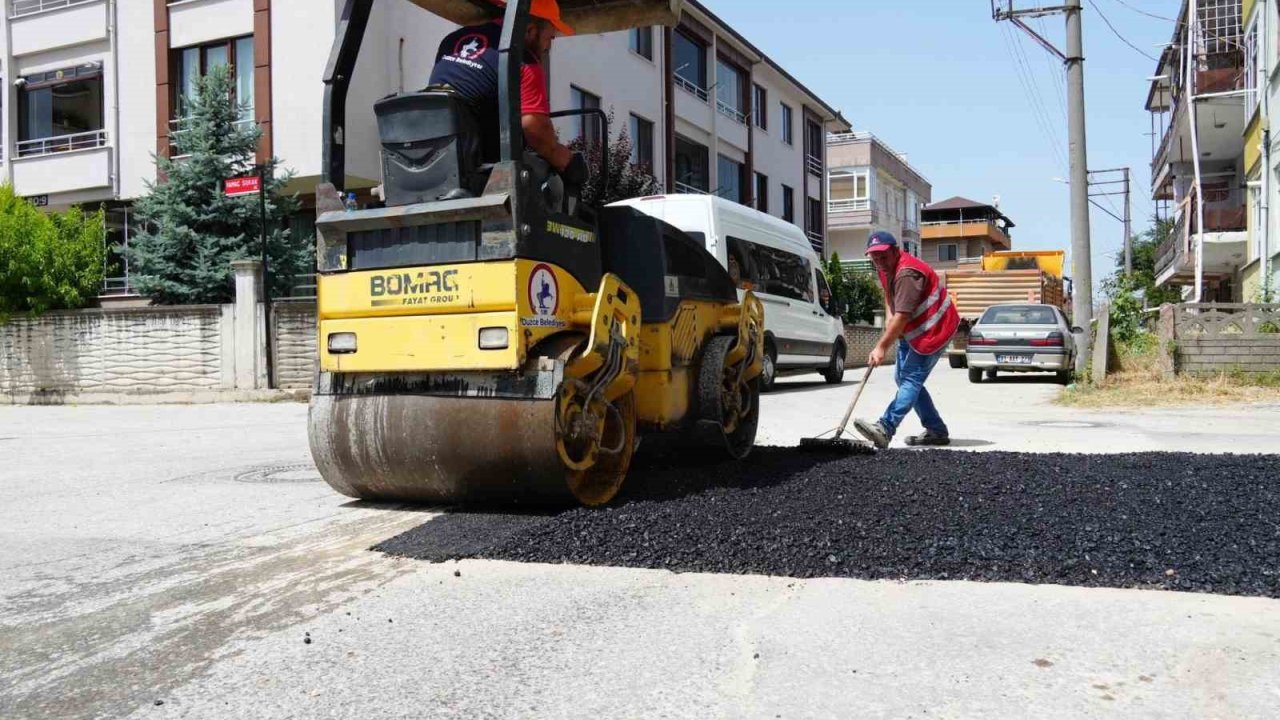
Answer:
[{"xmin": 997, "ymin": 354, "xmax": 1032, "ymax": 365}]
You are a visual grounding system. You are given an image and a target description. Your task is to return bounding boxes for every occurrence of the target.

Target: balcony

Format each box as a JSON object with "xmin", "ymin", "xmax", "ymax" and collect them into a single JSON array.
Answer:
[
  {"xmin": 12, "ymin": 132, "xmax": 111, "ymax": 196},
  {"xmin": 921, "ymin": 219, "xmax": 1011, "ymax": 248},
  {"xmin": 8, "ymin": 0, "xmax": 106, "ymax": 56},
  {"xmin": 673, "ymin": 181, "xmax": 708, "ymax": 195},
  {"xmin": 805, "ymin": 154, "xmax": 823, "ymax": 177},
  {"xmin": 828, "ymin": 198, "xmax": 877, "ymax": 229},
  {"xmin": 1155, "ymin": 198, "xmax": 1248, "ymax": 287}
]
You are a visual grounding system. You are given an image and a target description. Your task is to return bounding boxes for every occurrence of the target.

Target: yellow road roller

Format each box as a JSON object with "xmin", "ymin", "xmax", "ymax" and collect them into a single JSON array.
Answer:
[{"xmin": 309, "ymin": 0, "xmax": 763, "ymax": 506}]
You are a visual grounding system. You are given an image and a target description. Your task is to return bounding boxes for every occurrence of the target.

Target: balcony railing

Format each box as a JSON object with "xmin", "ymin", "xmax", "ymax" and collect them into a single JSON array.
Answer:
[
  {"xmin": 716, "ymin": 100, "xmax": 746, "ymax": 125},
  {"xmin": 673, "ymin": 181, "xmax": 708, "ymax": 195},
  {"xmin": 9, "ymin": 0, "xmax": 96, "ymax": 18},
  {"xmin": 100, "ymin": 276, "xmax": 137, "ymax": 297},
  {"xmin": 15, "ymin": 130, "xmax": 107, "ymax": 158},
  {"xmin": 958, "ymin": 255, "xmax": 985, "ymax": 265},
  {"xmin": 829, "ymin": 198, "xmax": 872, "ymax": 212},
  {"xmin": 805, "ymin": 154, "xmax": 823, "ymax": 177},
  {"xmin": 674, "ymin": 75, "xmax": 709, "ymax": 103}
]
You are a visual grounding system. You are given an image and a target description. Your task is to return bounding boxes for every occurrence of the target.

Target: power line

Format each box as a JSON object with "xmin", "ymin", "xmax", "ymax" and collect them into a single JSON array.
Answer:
[
  {"xmin": 999, "ymin": 22, "xmax": 1069, "ymax": 173},
  {"xmin": 1107, "ymin": 0, "xmax": 1176, "ymax": 23},
  {"xmin": 1086, "ymin": 0, "xmax": 1159, "ymax": 61}
]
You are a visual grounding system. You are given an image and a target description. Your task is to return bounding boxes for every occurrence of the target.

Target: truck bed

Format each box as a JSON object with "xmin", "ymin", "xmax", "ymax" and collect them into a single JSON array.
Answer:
[{"xmin": 942, "ymin": 269, "xmax": 1065, "ymax": 321}]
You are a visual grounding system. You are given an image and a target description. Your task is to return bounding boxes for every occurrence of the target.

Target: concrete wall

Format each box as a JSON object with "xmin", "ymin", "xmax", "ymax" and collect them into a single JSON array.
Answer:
[
  {"xmin": 842, "ymin": 324, "xmax": 893, "ymax": 369},
  {"xmin": 1163, "ymin": 303, "xmax": 1280, "ymax": 376},
  {"xmin": 0, "ymin": 306, "xmax": 229, "ymax": 398},
  {"xmin": 272, "ymin": 302, "xmax": 317, "ymax": 390}
]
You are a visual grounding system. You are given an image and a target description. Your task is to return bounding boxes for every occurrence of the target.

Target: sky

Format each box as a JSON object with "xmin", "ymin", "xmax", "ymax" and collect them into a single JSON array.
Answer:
[{"xmin": 707, "ymin": 0, "xmax": 1178, "ymax": 286}]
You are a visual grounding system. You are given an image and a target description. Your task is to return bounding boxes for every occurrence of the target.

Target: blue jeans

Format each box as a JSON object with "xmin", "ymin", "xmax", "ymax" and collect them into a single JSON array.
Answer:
[{"xmin": 878, "ymin": 339, "xmax": 948, "ymax": 438}]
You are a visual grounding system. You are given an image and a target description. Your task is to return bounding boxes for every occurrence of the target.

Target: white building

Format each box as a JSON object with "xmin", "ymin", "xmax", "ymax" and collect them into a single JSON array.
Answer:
[{"xmin": 0, "ymin": 0, "xmax": 849, "ymax": 297}]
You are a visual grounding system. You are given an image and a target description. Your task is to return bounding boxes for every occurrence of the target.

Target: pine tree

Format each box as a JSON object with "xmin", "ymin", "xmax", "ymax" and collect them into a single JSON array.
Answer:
[{"xmin": 128, "ymin": 65, "xmax": 310, "ymax": 305}]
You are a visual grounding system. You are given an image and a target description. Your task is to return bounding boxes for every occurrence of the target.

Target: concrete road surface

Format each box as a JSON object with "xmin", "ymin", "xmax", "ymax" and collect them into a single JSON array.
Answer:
[{"xmin": 2, "ymin": 367, "xmax": 1278, "ymax": 719}]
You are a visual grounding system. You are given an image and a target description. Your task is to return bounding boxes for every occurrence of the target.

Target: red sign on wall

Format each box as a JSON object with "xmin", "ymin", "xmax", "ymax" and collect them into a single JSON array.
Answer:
[{"xmin": 224, "ymin": 176, "xmax": 262, "ymax": 197}]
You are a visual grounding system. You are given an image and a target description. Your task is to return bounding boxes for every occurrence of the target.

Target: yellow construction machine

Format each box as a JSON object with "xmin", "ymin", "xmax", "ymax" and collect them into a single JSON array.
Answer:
[{"xmin": 308, "ymin": 0, "xmax": 764, "ymax": 506}]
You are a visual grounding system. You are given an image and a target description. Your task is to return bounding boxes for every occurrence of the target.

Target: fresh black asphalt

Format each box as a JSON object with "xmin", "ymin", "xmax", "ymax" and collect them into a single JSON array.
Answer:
[{"xmin": 375, "ymin": 449, "xmax": 1280, "ymax": 598}]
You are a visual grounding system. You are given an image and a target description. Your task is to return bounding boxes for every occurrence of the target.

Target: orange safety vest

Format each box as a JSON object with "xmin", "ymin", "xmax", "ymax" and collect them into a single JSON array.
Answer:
[{"xmin": 877, "ymin": 253, "xmax": 960, "ymax": 356}]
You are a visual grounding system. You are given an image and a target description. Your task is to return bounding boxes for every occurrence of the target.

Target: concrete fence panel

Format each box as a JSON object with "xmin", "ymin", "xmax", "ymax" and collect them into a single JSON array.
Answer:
[
  {"xmin": 273, "ymin": 303, "xmax": 318, "ymax": 390},
  {"xmin": 0, "ymin": 306, "xmax": 228, "ymax": 398},
  {"xmin": 1170, "ymin": 303, "xmax": 1280, "ymax": 376}
]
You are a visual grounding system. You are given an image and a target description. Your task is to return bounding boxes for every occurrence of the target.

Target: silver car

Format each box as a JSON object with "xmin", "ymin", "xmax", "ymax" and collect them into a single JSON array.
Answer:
[{"xmin": 965, "ymin": 303, "xmax": 1080, "ymax": 385}]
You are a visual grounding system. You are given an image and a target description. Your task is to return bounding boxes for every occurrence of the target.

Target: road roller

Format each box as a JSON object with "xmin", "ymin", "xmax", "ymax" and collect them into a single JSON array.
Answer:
[{"xmin": 308, "ymin": 0, "xmax": 764, "ymax": 506}]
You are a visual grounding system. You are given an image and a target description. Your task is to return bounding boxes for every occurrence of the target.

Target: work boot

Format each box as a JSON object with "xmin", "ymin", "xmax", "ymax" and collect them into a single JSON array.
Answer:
[
  {"xmin": 904, "ymin": 430, "xmax": 951, "ymax": 447},
  {"xmin": 853, "ymin": 419, "xmax": 891, "ymax": 449}
]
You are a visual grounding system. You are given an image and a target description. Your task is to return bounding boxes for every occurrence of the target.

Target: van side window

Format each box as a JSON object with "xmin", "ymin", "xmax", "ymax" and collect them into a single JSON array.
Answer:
[
  {"xmin": 727, "ymin": 236, "xmax": 755, "ymax": 290},
  {"xmin": 750, "ymin": 244, "xmax": 812, "ymax": 302},
  {"xmin": 816, "ymin": 270, "xmax": 833, "ymax": 311}
]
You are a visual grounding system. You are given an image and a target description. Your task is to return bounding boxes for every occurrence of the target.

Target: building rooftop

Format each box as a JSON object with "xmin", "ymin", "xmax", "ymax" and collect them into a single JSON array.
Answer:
[{"xmin": 923, "ymin": 196, "xmax": 1016, "ymax": 228}]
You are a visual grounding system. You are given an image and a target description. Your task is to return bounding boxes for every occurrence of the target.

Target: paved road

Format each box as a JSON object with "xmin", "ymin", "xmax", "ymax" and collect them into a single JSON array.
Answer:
[{"xmin": 2, "ymin": 368, "xmax": 1278, "ymax": 719}]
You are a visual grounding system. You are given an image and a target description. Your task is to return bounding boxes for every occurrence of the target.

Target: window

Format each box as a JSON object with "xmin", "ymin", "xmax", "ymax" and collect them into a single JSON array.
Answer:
[
  {"xmin": 938, "ymin": 244, "xmax": 958, "ymax": 262},
  {"xmin": 673, "ymin": 30, "xmax": 708, "ymax": 98},
  {"xmin": 715, "ymin": 58, "xmax": 745, "ymax": 123},
  {"xmin": 570, "ymin": 86, "xmax": 602, "ymax": 144},
  {"xmin": 753, "ymin": 84, "xmax": 768, "ymax": 129},
  {"xmin": 750, "ymin": 243, "xmax": 813, "ymax": 302},
  {"xmin": 782, "ymin": 184, "xmax": 795, "ymax": 222},
  {"xmin": 630, "ymin": 27, "xmax": 654, "ymax": 60},
  {"xmin": 805, "ymin": 119, "xmax": 824, "ymax": 173},
  {"xmin": 755, "ymin": 172, "xmax": 769, "ymax": 213},
  {"xmin": 780, "ymin": 103, "xmax": 794, "ymax": 145},
  {"xmin": 806, "ymin": 197, "xmax": 823, "ymax": 238},
  {"xmin": 1252, "ymin": 184, "xmax": 1264, "ymax": 261},
  {"xmin": 816, "ymin": 270, "xmax": 834, "ymax": 313},
  {"xmin": 674, "ymin": 135, "xmax": 710, "ymax": 192},
  {"xmin": 18, "ymin": 64, "xmax": 105, "ymax": 156},
  {"xmin": 1246, "ymin": 19, "xmax": 1259, "ymax": 105},
  {"xmin": 630, "ymin": 114, "xmax": 655, "ymax": 170},
  {"xmin": 175, "ymin": 37, "xmax": 254, "ymax": 123},
  {"xmin": 829, "ymin": 170, "xmax": 870, "ymax": 204},
  {"xmin": 717, "ymin": 154, "xmax": 746, "ymax": 204}
]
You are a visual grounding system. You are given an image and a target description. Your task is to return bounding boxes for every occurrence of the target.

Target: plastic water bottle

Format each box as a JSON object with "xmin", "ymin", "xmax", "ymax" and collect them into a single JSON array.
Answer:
[{"xmin": 344, "ymin": 192, "xmax": 358, "ymax": 212}]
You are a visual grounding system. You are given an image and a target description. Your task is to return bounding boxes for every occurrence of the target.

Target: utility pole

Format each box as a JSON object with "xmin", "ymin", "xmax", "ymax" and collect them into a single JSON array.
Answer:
[
  {"xmin": 993, "ymin": 0, "xmax": 1094, "ymax": 375},
  {"xmin": 1122, "ymin": 167, "xmax": 1131, "ymax": 275},
  {"xmin": 1076, "ymin": 167, "xmax": 1132, "ymax": 275}
]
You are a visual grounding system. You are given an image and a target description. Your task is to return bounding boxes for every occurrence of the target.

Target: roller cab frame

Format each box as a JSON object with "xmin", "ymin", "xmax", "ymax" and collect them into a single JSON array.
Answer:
[{"xmin": 309, "ymin": 0, "xmax": 765, "ymax": 507}]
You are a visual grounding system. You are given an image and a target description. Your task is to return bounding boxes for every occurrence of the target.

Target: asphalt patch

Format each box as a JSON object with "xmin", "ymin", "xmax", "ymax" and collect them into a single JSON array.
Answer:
[{"xmin": 376, "ymin": 449, "xmax": 1280, "ymax": 598}]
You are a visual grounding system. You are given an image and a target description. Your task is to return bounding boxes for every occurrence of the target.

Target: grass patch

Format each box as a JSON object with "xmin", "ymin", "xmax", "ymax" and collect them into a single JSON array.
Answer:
[{"xmin": 1057, "ymin": 337, "xmax": 1280, "ymax": 408}]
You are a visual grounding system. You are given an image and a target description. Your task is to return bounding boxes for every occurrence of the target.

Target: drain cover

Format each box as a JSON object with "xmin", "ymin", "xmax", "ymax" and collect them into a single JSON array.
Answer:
[
  {"xmin": 1029, "ymin": 420, "xmax": 1106, "ymax": 429},
  {"xmin": 234, "ymin": 464, "xmax": 323, "ymax": 484}
]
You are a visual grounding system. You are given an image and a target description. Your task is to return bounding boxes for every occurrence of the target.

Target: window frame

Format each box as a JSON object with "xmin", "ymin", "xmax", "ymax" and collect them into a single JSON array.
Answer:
[
  {"xmin": 714, "ymin": 56, "xmax": 747, "ymax": 124},
  {"xmin": 172, "ymin": 35, "xmax": 255, "ymax": 122},
  {"xmin": 673, "ymin": 29, "xmax": 709, "ymax": 99},
  {"xmin": 569, "ymin": 85, "xmax": 603, "ymax": 144},
  {"xmin": 717, "ymin": 153, "xmax": 746, "ymax": 204},
  {"xmin": 630, "ymin": 26, "xmax": 654, "ymax": 61},
  {"xmin": 938, "ymin": 243, "xmax": 959, "ymax": 263},
  {"xmin": 629, "ymin": 113, "xmax": 655, "ymax": 170},
  {"xmin": 753, "ymin": 84, "xmax": 768, "ymax": 130},
  {"xmin": 755, "ymin": 172, "xmax": 769, "ymax": 213},
  {"xmin": 781, "ymin": 184, "xmax": 795, "ymax": 223},
  {"xmin": 17, "ymin": 64, "xmax": 106, "ymax": 149},
  {"xmin": 780, "ymin": 103, "xmax": 794, "ymax": 145},
  {"xmin": 674, "ymin": 134, "xmax": 711, "ymax": 192}
]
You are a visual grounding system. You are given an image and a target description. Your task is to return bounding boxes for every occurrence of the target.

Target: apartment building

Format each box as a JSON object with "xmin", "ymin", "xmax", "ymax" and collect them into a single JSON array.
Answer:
[
  {"xmin": 1244, "ymin": 0, "xmax": 1280, "ymax": 300},
  {"xmin": 0, "ymin": 0, "xmax": 850, "ymax": 297},
  {"xmin": 825, "ymin": 131, "xmax": 932, "ymax": 262},
  {"xmin": 1146, "ymin": 0, "xmax": 1250, "ymax": 301},
  {"xmin": 919, "ymin": 196, "xmax": 1014, "ymax": 270}
]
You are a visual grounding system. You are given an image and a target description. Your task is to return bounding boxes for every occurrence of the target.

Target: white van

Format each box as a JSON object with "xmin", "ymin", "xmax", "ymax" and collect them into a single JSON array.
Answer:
[{"xmin": 610, "ymin": 194, "xmax": 848, "ymax": 390}]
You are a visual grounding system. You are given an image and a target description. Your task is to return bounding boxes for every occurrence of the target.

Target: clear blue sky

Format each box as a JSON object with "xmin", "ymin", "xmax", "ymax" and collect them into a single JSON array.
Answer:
[{"xmin": 708, "ymin": 0, "xmax": 1177, "ymax": 283}]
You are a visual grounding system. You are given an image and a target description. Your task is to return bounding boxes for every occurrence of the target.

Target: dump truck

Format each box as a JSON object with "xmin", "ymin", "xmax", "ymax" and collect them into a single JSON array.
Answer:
[
  {"xmin": 941, "ymin": 251, "xmax": 1069, "ymax": 368},
  {"xmin": 307, "ymin": 0, "xmax": 765, "ymax": 507}
]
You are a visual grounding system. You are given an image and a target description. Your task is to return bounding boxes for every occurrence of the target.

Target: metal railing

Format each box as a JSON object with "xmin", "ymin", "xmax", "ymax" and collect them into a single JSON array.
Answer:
[
  {"xmin": 9, "ymin": 0, "xmax": 96, "ymax": 18},
  {"xmin": 100, "ymin": 276, "xmax": 137, "ymax": 297},
  {"xmin": 829, "ymin": 198, "xmax": 872, "ymax": 212},
  {"xmin": 673, "ymin": 181, "xmax": 708, "ymax": 195},
  {"xmin": 958, "ymin": 255, "xmax": 985, "ymax": 265},
  {"xmin": 716, "ymin": 99, "xmax": 746, "ymax": 124},
  {"xmin": 674, "ymin": 75, "xmax": 709, "ymax": 102},
  {"xmin": 15, "ymin": 129, "xmax": 107, "ymax": 158},
  {"xmin": 805, "ymin": 154, "xmax": 823, "ymax": 177}
]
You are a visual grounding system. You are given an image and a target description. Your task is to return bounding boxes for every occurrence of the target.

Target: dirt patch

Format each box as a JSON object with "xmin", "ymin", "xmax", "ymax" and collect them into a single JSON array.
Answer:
[{"xmin": 1058, "ymin": 344, "xmax": 1280, "ymax": 408}]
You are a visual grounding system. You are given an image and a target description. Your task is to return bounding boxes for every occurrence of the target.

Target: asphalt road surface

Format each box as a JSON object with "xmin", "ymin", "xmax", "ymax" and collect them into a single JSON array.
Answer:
[{"xmin": 2, "ymin": 367, "xmax": 1279, "ymax": 719}]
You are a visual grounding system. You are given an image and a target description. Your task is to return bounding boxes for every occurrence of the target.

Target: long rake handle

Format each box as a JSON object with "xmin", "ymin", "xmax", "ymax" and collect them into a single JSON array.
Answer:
[{"xmin": 833, "ymin": 365, "xmax": 875, "ymax": 440}]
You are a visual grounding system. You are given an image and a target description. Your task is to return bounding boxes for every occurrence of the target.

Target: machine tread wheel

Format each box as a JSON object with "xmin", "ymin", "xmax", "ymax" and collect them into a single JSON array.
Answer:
[
  {"xmin": 822, "ymin": 344, "xmax": 846, "ymax": 384},
  {"xmin": 949, "ymin": 354, "xmax": 966, "ymax": 369},
  {"xmin": 696, "ymin": 335, "xmax": 759, "ymax": 460},
  {"xmin": 968, "ymin": 367, "xmax": 983, "ymax": 384}
]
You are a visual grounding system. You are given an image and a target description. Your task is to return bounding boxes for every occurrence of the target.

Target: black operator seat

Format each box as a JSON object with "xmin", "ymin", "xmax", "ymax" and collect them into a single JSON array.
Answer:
[{"xmin": 374, "ymin": 91, "xmax": 489, "ymax": 206}]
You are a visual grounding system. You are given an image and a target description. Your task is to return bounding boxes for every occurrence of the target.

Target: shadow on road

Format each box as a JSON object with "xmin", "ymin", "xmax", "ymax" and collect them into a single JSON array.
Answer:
[{"xmin": 766, "ymin": 379, "xmax": 849, "ymax": 395}]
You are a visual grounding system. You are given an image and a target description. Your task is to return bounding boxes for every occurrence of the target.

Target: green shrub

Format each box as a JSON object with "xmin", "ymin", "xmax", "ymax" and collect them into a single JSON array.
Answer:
[
  {"xmin": 0, "ymin": 184, "xmax": 105, "ymax": 316},
  {"xmin": 824, "ymin": 253, "xmax": 883, "ymax": 325}
]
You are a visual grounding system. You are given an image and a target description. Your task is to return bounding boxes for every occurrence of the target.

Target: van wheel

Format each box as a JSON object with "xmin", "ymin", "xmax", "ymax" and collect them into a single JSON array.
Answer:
[
  {"xmin": 760, "ymin": 341, "xmax": 778, "ymax": 392},
  {"xmin": 949, "ymin": 354, "xmax": 966, "ymax": 369},
  {"xmin": 822, "ymin": 345, "xmax": 846, "ymax": 384}
]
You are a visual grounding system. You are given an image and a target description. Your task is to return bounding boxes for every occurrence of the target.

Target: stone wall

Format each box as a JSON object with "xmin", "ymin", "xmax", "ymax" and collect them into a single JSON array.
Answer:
[
  {"xmin": 0, "ymin": 306, "xmax": 230, "ymax": 399},
  {"xmin": 1162, "ymin": 303, "xmax": 1280, "ymax": 376}
]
